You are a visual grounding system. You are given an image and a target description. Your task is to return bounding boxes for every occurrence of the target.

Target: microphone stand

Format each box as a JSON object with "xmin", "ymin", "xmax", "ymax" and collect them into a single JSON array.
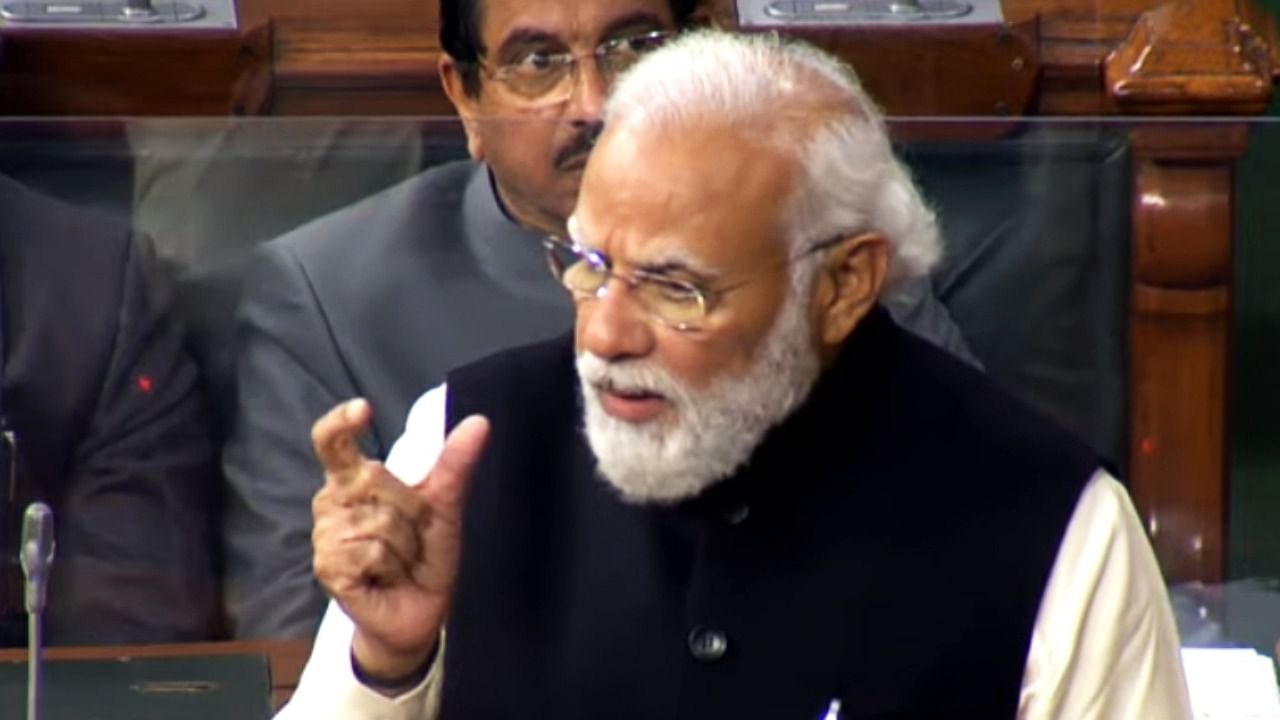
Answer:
[
  {"xmin": 20, "ymin": 503, "xmax": 53, "ymax": 720},
  {"xmin": 25, "ymin": 541, "xmax": 43, "ymax": 720}
]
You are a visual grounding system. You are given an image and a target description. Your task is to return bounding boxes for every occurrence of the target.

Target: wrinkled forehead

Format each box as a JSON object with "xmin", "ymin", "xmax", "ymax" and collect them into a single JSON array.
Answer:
[
  {"xmin": 567, "ymin": 215, "xmax": 720, "ymax": 278},
  {"xmin": 573, "ymin": 123, "xmax": 796, "ymax": 274}
]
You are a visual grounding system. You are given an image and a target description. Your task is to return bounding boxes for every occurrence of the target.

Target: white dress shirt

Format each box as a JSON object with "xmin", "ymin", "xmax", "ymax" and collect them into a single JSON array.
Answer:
[{"xmin": 278, "ymin": 384, "xmax": 1194, "ymax": 720}]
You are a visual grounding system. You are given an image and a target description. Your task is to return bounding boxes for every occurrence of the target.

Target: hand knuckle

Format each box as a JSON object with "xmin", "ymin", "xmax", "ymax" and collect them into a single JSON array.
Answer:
[
  {"xmin": 312, "ymin": 524, "xmax": 337, "ymax": 549},
  {"xmin": 312, "ymin": 490, "xmax": 332, "ymax": 514},
  {"xmin": 370, "ymin": 505, "xmax": 397, "ymax": 531},
  {"xmin": 354, "ymin": 462, "xmax": 384, "ymax": 489},
  {"xmin": 310, "ymin": 417, "xmax": 331, "ymax": 450},
  {"xmin": 314, "ymin": 557, "xmax": 335, "ymax": 583},
  {"xmin": 365, "ymin": 542, "xmax": 388, "ymax": 565}
]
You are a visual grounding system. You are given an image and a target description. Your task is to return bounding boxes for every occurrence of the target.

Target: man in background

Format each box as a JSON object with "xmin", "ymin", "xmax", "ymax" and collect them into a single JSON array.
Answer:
[{"xmin": 0, "ymin": 173, "xmax": 219, "ymax": 645}]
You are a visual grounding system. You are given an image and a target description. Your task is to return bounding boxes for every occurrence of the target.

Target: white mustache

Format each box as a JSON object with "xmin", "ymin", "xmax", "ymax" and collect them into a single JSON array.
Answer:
[{"xmin": 576, "ymin": 352, "xmax": 682, "ymax": 402}]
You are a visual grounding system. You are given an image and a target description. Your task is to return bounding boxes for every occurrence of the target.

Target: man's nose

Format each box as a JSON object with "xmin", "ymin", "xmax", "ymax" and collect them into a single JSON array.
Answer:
[
  {"xmin": 578, "ymin": 280, "xmax": 654, "ymax": 362},
  {"xmin": 565, "ymin": 58, "xmax": 608, "ymax": 127}
]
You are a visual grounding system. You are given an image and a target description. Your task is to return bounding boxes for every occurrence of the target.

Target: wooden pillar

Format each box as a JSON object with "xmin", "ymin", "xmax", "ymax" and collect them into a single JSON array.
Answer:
[
  {"xmin": 1106, "ymin": 0, "xmax": 1278, "ymax": 582},
  {"xmin": 1128, "ymin": 126, "xmax": 1241, "ymax": 583}
]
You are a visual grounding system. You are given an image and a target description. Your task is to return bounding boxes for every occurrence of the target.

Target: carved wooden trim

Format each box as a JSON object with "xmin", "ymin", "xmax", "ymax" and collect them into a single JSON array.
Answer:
[
  {"xmin": 1031, "ymin": 12, "xmax": 1134, "ymax": 114},
  {"xmin": 1106, "ymin": 0, "xmax": 1277, "ymax": 114},
  {"xmin": 232, "ymin": 22, "xmax": 275, "ymax": 116}
]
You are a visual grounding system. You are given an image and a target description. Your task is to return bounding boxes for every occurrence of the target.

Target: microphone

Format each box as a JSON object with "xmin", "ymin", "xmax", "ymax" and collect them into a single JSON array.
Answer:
[
  {"xmin": 19, "ymin": 502, "xmax": 53, "ymax": 720},
  {"xmin": 20, "ymin": 502, "xmax": 54, "ymax": 614}
]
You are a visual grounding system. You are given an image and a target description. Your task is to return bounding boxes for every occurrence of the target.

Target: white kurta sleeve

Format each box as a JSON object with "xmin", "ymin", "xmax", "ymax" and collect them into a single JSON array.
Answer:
[
  {"xmin": 1018, "ymin": 470, "xmax": 1193, "ymax": 719},
  {"xmin": 275, "ymin": 384, "xmax": 450, "ymax": 720}
]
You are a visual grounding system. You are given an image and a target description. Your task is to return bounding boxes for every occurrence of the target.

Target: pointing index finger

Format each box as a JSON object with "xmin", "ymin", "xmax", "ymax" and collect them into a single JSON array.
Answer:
[{"xmin": 312, "ymin": 398, "xmax": 374, "ymax": 481}]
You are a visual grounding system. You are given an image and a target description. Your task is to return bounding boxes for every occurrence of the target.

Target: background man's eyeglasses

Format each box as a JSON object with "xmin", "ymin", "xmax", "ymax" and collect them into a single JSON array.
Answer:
[{"xmin": 479, "ymin": 30, "xmax": 673, "ymax": 106}]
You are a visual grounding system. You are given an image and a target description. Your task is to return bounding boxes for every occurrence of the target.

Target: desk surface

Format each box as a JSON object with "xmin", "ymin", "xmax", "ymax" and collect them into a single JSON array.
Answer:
[{"xmin": 0, "ymin": 639, "xmax": 312, "ymax": 712}]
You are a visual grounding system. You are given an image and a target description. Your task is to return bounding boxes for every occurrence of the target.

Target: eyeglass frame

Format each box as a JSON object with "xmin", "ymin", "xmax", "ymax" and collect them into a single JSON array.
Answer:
[
  {"xmin": 542, "ymin": 233, "xmax": 856, "ymax": 332},
  {"xmin": 470, "ymin": 29, "xmax": 675, "ymax": 104}
]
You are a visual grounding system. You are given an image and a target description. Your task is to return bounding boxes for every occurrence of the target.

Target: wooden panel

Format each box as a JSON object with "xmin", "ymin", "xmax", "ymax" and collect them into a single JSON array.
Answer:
[
  {"xmin": 707, "ymin": 0, "xmax": 1040, "ymax": 117},
  {"xmin": 1033, "ymin": 12, "xmax": 1134, "ymax": 114},
  {"xmin": 5, "ymin": 0, "xmax": 1259, "ymax": 118},
  {"xmin": 748, "ymin": 21, "xmax": 1039, "ymax": 118},
  {"xmin": 241, "ymin": 0, "xmax": 442, "ymax": 114},
  {"xmin": 0, "ymin": 639, "xmax": 311, "ymax": 711},
  {"xmin": 0, "ymin": 24, "xmax": 272, "ymax": 116},
  {"xmin": 1001, "ymin": 0, "xmax": 1165, "ymax": 23},
  {"xmin": 268, "ymin": 21, "xmax": 445, "ymax": 114}
]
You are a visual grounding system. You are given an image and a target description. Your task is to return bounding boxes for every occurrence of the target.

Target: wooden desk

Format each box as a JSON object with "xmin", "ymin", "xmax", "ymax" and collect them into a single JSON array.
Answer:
[{"xmin": 0, "ymin": 639, "xmax": 311, "ymax": 711}]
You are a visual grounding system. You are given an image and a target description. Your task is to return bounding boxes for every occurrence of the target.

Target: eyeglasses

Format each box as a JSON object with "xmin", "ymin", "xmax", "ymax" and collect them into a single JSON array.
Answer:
[
  {"xmin": 478, "ymin": 30, "xmax": 673, "ymax": 105},
  {"xmin": 543, "ymin": 234, "xmax": 851, "ymax": 332}
]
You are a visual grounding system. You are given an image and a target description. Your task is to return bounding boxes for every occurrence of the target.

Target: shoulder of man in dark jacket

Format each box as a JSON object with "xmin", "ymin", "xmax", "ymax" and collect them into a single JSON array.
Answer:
[{"xmin": 0, "ymin": 175, "xmax": 221, "ymax": 645}]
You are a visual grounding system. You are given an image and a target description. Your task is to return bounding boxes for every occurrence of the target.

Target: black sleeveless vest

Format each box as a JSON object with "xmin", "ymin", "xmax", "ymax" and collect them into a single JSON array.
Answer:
[{"xmin": 441, "ymin": 308, "xmax": 1098, "ymax": 720}]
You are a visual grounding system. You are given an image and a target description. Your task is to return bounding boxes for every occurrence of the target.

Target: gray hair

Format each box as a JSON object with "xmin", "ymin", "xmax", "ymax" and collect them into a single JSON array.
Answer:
[{"xmin": 603, "ymin": 30, "xmax": 941, "ymax": 296}]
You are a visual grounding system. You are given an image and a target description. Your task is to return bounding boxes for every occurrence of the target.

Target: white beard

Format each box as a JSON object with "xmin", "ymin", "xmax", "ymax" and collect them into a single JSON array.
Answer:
[{"xmin": 576, "ymin": 289, "xmax": 821, "ymax": 505}]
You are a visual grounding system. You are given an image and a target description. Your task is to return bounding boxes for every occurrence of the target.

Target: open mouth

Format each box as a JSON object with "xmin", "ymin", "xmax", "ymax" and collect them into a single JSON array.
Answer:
[{"xmin": 595, "ymin": 384, "xmax": 668, "ymax": 423}]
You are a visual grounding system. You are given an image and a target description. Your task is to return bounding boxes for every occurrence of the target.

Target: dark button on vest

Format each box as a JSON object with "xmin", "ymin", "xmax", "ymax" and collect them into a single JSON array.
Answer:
[
  {"xmin": 724, "ymin": 505, "xmax": 749, "ymax": 525},
  {"xmin": 687, "ymin": 626, "xmax": 728, "ymax": 661}
]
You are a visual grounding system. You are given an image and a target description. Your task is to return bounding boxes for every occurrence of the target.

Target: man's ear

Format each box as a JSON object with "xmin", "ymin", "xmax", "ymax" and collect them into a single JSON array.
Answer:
[
  {"xmin": 813, "ymin": 233, "xmax": 889, "ymax": 350},
  {"xmin": 440, "ymin": 55, "xmax": 486, "ymax": 161}
]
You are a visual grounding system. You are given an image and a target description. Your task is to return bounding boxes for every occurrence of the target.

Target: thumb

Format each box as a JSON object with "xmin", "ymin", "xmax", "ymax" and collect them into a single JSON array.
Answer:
[{"xmin": 416, "ymin": 415, "xmax": 490, "ymax": 524}]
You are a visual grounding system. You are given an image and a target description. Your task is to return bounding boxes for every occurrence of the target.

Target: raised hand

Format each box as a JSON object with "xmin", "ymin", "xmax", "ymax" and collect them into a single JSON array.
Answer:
[{"xmin": 311, "ymin": 398, "xmax": 489, "ymax": 679}]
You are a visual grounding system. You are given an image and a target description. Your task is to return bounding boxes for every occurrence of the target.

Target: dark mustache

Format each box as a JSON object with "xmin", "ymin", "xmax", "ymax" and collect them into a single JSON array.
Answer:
[{"xmin": 554, "ymin": 124, "xmax": 603, "ymax": 170}]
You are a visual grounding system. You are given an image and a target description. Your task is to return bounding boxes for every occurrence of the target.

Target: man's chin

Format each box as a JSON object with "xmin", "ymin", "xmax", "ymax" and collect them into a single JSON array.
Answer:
[{"xmin": 553, "ymin": 160, "xmax": 588, "ymax": 193}]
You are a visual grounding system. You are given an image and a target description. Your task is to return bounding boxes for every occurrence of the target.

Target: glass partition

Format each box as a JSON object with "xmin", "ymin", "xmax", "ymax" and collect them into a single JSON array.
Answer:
[{"xmin": 0, "ymin": 115, "xmax": 1277, "ymax": 660}]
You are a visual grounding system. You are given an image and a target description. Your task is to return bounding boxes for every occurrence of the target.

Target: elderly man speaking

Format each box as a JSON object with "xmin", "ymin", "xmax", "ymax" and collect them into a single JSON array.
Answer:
[{"xmin": 282, "ymin": 30, "xmax": 1191, "ymax": 720}]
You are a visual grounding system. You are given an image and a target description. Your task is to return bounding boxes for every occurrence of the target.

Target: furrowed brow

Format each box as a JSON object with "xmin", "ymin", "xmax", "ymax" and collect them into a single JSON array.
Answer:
[{"xmin": 635, "ymin": 252, "xmax": 719, "ymax": 283}]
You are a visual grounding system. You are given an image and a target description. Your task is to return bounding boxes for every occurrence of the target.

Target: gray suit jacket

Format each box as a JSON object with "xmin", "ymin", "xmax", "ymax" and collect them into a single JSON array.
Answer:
[{"xmin": 223, "ymin": 161, "xmax": 974, "ymax": 639}]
